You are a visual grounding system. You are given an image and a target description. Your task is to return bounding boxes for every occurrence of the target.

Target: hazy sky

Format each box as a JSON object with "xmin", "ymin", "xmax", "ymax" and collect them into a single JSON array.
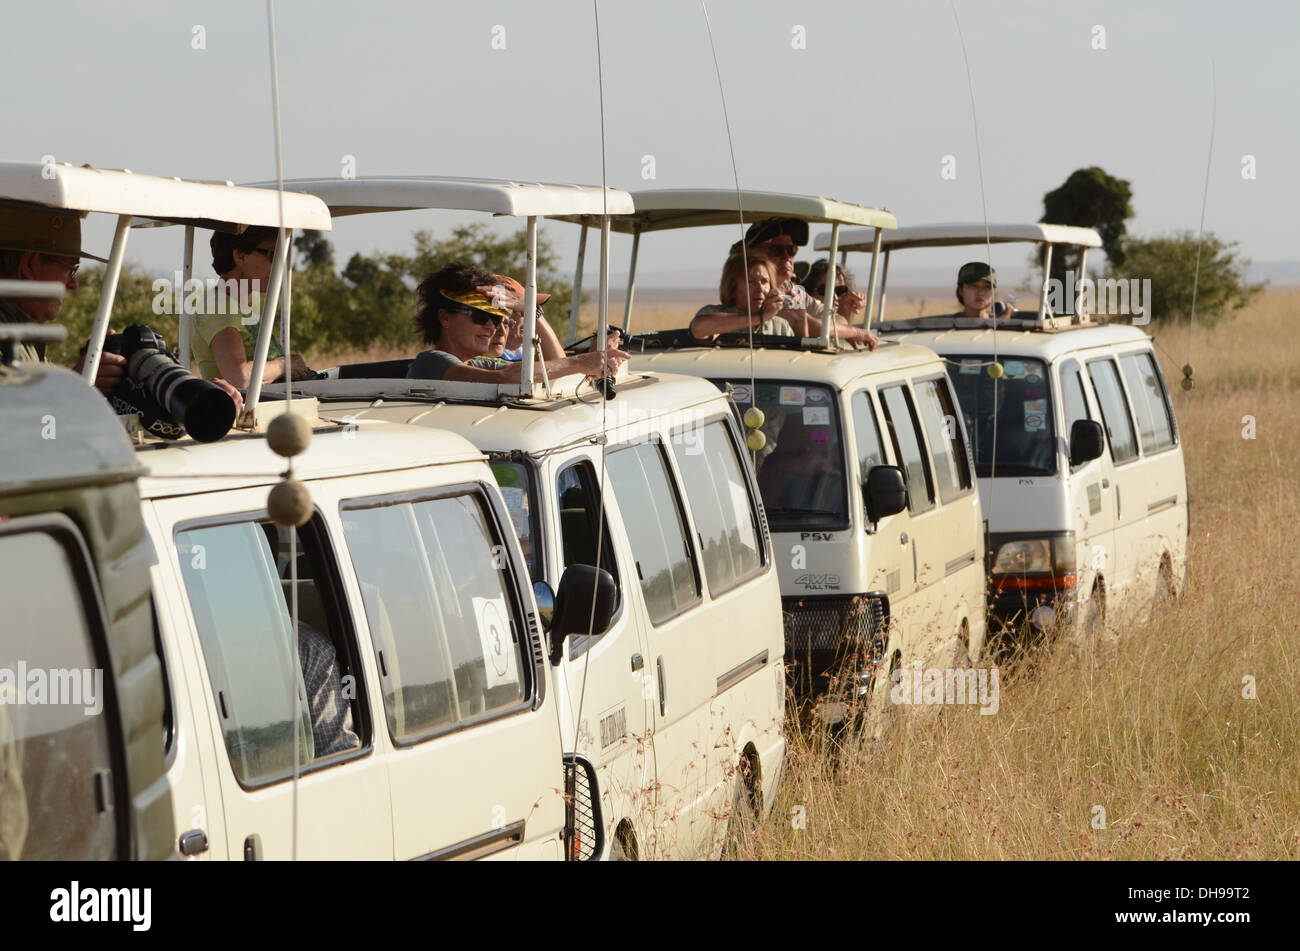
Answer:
[{"xmin": 4, "ymin": 0, "xmax": 1296, "ymax": 287}]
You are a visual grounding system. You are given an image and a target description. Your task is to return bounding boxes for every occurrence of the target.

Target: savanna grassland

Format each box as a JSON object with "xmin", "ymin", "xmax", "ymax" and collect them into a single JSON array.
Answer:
[
  {"xmin": 732, "ymin": 288, "xmax": 1300, "ymax": 860},
  {"xmin": 323, "ymin": 289, "xmax": 1299, "ymax": 860}
]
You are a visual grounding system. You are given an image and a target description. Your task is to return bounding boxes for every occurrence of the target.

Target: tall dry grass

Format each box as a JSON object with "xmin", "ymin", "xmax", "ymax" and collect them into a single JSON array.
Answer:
[{"xmin": 733, "ymin": 288, "xmax": 1300, "ymax": 860}]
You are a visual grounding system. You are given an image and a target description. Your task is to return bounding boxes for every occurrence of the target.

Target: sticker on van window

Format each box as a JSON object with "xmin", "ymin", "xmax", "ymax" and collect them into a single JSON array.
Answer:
[
  {"xmin": 473, "ymin": 596, "xmax": 517, "ymax": 688},
  {"xmin": 959, "ymin": 359, "xmax": 981, "ymax": 375},
  {"xmin": 805, "ymin": 389, "xmax": 828, "ymax": 405},
  {"xmin": 1023, "ymin": 399, "xmax": 1047, "ymax": 432},
  {"xmin": 491, "ymin": 464, "xmax": 519, "ymax": 487},
  {"xmin": 809, "ymin": 429, "xmax": 830, "ymax": 443},
  {"xmin": 803, "ymin": 406, "xmax": 829, "ymax": 426},
  {"xmin": 730, "ymin": 384, "xmax": 752, "ymax": 404},
  {"xmin": 1025, "ymin": 373, "xmax": 1041, "ymax": 384},
  {"xmin": 780, "ymin": 386, "xmax": 806, "ymax": 406},
  {"xmin": 757, "ymin": 385, "xmax": 779, "ymax": 404},
  {"xmin": 1003, "ymin": 360, "xmax": 1026, "ymax": 378}
]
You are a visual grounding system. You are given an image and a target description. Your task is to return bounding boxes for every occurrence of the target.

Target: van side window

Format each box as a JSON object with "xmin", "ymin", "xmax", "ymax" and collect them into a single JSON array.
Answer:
[
  {"xmin": 0, "ymin": 521, "xmax": 119, "ymax": 860},
  {"xmin": 850, "ymin": 389, "xmax": 887, "ymax": 475},
  {"xmin": 668, "ymin": 418, "xmax": 764, "ymax": 597},
  {"xmin": 606, "ymin": 441, "xmax": 702, "ymax": 624},
  {"xmin": 1119, "ymin": 352, "xmax": 1176, "ymax": 453},
  {"xmin": 914, "ymin": 377, "xmax": 972, "ymax": 502},
  {"xmin": 491, "ymin": 460, "xmax": 540, "ymax": 580},
  {"xmin": 1086, "ymin": 358, "xmax": 1138, "ymax": 463},
  {"xmin": 880, "ymin": 385, "xmax": 935, "ymax": 513},
  {"xmin": 177, "ymin": 517, "xmax": 361, "ymax": 786},
  {"xmin": 1061, "ymin": 366, "xmax": 1092, "ymax": 433},
  {"xmin": 342, "ymin": 492, "xmax": 528, "ymax": 744}
]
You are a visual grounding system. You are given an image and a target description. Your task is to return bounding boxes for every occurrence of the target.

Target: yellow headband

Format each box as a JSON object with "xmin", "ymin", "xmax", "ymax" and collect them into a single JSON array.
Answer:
[{"xmin": 439, "ymin": 289, "xmax": 512, "ymax": 320}]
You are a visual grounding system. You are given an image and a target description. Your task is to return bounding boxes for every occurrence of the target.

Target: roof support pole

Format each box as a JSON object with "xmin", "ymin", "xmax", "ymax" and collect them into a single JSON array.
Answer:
[
  {"xmin": 622, "ymin": 228, "xmax": 640, "ymax": 334},
  {"xmin": 177, "ymin": 225, "xmax": 195, "ymax": 370},
  {"xmin": 280, "ymin": 231, "xmax": 295, "ymax": 400},
  {"xmin": 863, "ymin": 226, "xmax": 883, "ymax": 330},
  {"xmin": 80, "ymin": 214, "xmax": 132, "ymax": 387},
  {"xmin": 241, "ymin": 227, "xmax": 290, "ymax": 423},
  {"xmin": 567, "ymin": 224, "xmax": 588, "ymax": 345},
  {"xmin": 875, "ymin": 250, "xmax": 891, "ymax": 325},
  {"xmin": 1037, "ymin": 242, "xmax": 1054, "ymax": 326},
  {"xmin": 598, "ymin": 215, "xmax": 610, "ymax": 347},
  {"xmin": 816, "ymin": 222, "xmax": 840, "ymax": 348},
  {"xmin": 520, "ymin": 215, "xmax": 538, "ymax": 396},
  {"xmin": 1076, "ymin": 248, "xmax": 1089, "ymax": 320}
]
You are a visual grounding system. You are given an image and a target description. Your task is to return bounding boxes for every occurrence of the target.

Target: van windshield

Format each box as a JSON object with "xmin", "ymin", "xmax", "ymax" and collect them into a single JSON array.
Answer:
[
  {"xmin": 711, "ymin": 379, "xmax": 848, "ymax": 532},
  {"xmin": 945, "ymin": 356, "xmax": 1057, "ymax": 476}
]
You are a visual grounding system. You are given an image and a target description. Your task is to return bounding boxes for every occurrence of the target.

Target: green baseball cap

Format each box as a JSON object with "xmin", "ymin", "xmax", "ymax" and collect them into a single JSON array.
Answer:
[{"xmin": 957, "ymin": 261, "xmax": 996, "ymax": 286}]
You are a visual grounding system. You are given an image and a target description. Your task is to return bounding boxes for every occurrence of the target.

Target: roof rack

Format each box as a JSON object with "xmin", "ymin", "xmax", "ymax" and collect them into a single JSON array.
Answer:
[
  {"xmin": 878, "ymin": 313, "xmax": 1107, "ymax": 334},
  {"xmin": 606, "ymin": 328, "xmax": 876, "ymax": 355}
]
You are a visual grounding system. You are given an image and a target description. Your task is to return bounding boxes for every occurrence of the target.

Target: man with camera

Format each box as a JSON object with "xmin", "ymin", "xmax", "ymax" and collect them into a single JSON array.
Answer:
[{"xmin": 0, "ymin": 205, "xmax": 243, "ymax": 422}]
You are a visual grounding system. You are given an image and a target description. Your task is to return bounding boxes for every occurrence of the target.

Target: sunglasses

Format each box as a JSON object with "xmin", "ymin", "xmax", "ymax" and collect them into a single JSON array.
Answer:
[
  {"xmin": 815, "ymin": 284, "xmax": 849, "ymax": 296},
  {"xmin": 761, "ymin": 243, "xmax": 799, "ymax": 259},
  {"xmin": 464, "ymin": 309, "xmax": 507, "ymax": 328},
  {"xmin": 247, "ymin": 247, "xmax": 275, "ymax": 260}
]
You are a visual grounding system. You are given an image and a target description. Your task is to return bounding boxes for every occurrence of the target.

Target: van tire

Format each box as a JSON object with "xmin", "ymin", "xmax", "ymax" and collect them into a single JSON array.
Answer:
[
  {"xmin": 723, "ymin": 752, "xmax": 759, "ymax": 858},
  {"xmin": 860, "ymin": 650, "xmax": 901, "ymax": 745},
  {"xmin": 609, "ymin": 822, "xmax": 637, "ymax": 862}
]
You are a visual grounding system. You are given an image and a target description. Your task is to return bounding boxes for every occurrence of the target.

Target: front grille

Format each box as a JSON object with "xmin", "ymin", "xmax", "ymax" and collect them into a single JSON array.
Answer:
[{"xmin": 783, "ymin": 594, "xmax": 887, "ymax": 658}]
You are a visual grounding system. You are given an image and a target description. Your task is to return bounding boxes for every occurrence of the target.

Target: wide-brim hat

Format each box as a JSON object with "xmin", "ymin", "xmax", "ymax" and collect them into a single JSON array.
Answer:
[
  {"xmin": 0, "ymin": 205, "xmax": 108, "ymax": 262},
  {"xmin": 439, "ymin": 289, "xmax": 513, "ymax": 320},
  {"xmin": 743, "ymin": 217, "xmax": 810, "ymax": 248}
]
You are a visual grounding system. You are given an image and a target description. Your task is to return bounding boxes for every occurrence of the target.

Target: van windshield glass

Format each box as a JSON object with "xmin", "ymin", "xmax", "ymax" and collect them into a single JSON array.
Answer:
[
  {"xmin": 712, "ymin": 379, "xmax": 848, "ymax": 531},
  {"xmin": 945, "ymin": 356, "xmax": 1056, "ymax": 476}
]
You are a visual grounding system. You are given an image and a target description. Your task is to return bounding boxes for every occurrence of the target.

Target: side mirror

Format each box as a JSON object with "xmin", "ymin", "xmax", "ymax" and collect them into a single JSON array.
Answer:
[
  {"xmin": 548, "ymin": 564, "xmax": 617, "ymax": 665},
  {"xmin": 532, "ymin": 580, "xmax": 556, "ymax": 632},
  {"xmin": 864, "ymin": 465, "xmax": 907, "ymax": 522},
  {"xmin": 1069, "ymin": 419, "xmax": 1105, "ymax": 467}
]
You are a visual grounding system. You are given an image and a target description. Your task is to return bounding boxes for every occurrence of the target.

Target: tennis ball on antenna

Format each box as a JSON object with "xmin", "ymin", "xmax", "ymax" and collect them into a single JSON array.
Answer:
[
  {"xmin": 987, "ymin": 362, "xmax": 1004, "ymax": 379},
  {"xmin": 745, "ymin": 429, "xmax": 767, "ymax": 452},
  {"xmin": 268, "ymin": 479, "xmax": 313, "ymax": 527},
  {"xmin": 267, "ymin": 412, "xmax": 312, "ymax": 458},
  {"xmin": 743, "ymin": 407, "xmax": 765, "ymax": 430}
]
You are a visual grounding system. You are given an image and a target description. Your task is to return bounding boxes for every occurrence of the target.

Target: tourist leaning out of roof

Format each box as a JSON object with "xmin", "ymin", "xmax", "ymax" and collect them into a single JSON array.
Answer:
[
  {"xmin": 407, "ymin": 263, "xmax": 628, "ymax": 382},
  {"xmin": 690, "ymin": 251, "xmax": 795, "ymax": 340},
  {"xmin": 952, "ymin": 261, "xmax": 1015, "ymax": 319},
  {"xmin": 801, "ymin": 258, "xmax": 869, "ymax": 323},
  {"xmin": 486, "ymin": 272, "xmax": 622, "ymax": 361},
  {"xmin": 192, "ymin": 226, "xmax": 314, "ymax": 388},
  {"xmin": 710, "ymin": 217, "xmax": 878, "ymax": 350},
  {"xmin": 0, "ymin": 206, "xmax": 242, "ymax": 412}
]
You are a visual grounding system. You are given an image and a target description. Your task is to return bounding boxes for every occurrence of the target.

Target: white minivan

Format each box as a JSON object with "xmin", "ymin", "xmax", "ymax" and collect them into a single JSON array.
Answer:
[
  {"xmin": 584, "ymin": 189, "xmax": 987, "ymax": 715},
  {"xmin": 255, "ymin": 176, "xmax": 788, "ymax": 860},
  {"xmin": 832, "ymin": 223, "xmax": 1189, "ymax": 637}
]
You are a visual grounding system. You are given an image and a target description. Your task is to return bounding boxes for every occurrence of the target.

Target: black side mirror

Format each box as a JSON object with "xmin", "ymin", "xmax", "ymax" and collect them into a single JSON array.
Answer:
[
  {"xmin": 548, "ymin": 564, "xmax": 617, "ymax": 665},
  {"xmin": 532, "ymin": 580, "xmax": 556, "ymax": 632},
  {"xmin": 864, "ymin": 465, "xmax": 907, "ymax": 522},
  {"xmin": 1069, "ymin": 419, "xmax": 1105, "ymax": 467}
]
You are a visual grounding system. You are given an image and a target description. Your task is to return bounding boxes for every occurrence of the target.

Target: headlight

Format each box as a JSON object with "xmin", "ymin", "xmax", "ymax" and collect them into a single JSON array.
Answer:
[
  {"xmin": 991, "ymin": 532, "xmax": 1076, "ymax": 576},
  {"xmin": 993, "ymin": 538, "xmax": 1052, "ymax": 574}
]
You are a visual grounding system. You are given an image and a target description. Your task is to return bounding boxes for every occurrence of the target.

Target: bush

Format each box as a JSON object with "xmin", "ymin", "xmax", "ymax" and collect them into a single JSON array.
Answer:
[{"xmin": 1110, "ymin": 231, "xmax": 1265, "ymax": 326}]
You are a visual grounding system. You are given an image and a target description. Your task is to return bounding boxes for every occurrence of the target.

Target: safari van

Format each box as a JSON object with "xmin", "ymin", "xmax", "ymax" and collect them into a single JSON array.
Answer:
[
  {"xmin": 1, "ymin": 329, "xmax": 174, "ymax": 860},
  {"xmin": 138, "ymin": 401, "xmax": 595, "ymax": 860},
  {"xmin": 252, "ymin": 175, "xmax": 789, "ymax": 860},
  {"xmin": 579, "ymin": 189, "xmax": 987, "ymax": 717},
  {"xmin": 0, "ymin": 161, "xmax": 598, "ymax": 861},
  {"xmin": 829, "ymin": 223, "xmax": 1189, "ymax": 636}
]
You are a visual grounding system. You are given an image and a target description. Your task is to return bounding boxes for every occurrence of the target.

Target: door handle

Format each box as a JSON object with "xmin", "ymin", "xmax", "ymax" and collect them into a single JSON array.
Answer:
[
  {"xmin": 630, "ymin": 653, "xmax": 644, "ymax": 672},
  {"xmin": 899, "ymin": 532, "xmax": 909, "ymax": 545},
  {"xmin": 243, "ymin": 833, "xmax": 262, "ymax": 861},
  {"xmin": 178, "ymin": 829, "xmax": 209, "ymax": 856},
  {"xmin": 656, "ymin": 656, "xmax": 666, "ymax": 717}
]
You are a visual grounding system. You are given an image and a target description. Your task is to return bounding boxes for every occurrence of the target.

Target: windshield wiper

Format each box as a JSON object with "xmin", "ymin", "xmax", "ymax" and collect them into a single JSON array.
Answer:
[{"xmin": 763, "ymin": 507, "xmax": 842, "ymax": 518}]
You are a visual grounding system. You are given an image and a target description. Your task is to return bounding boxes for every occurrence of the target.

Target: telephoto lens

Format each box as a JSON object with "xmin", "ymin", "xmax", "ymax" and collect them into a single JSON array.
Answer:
[{"xmin": 103, "ymin": 325, "xmax": 237, "ymax": 442}]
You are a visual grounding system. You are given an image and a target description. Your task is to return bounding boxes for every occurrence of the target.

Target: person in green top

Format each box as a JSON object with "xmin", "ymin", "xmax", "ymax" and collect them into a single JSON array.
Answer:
[{"xmin": 193, "ymin": 226, "xmax": 313, "ymax": 386}]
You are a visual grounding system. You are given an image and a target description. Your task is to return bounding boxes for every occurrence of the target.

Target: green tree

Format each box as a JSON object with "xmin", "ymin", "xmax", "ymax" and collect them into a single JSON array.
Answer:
[
  {"xmin": 1041, "ymin": 167, "xmax": 1135, "ymax": 290},
  {"xmin": 47, "ymin": 264, "xmax": 172, "ymax": 367},
  {"xmin": 1110, "ymin": 231, "xmax": 1264, "ymax": 325}
]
